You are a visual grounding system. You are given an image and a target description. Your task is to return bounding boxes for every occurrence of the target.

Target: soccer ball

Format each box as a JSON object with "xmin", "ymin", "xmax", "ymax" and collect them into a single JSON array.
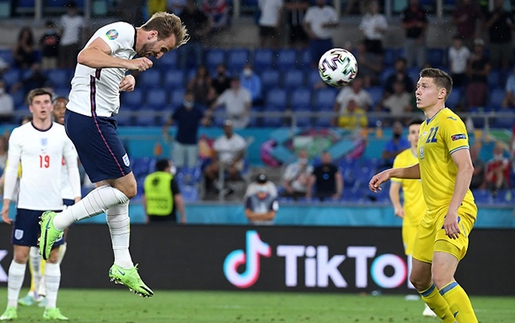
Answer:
[{"xmin": 318, "ymin": 48, "xmax": 358, "ymax": 87}]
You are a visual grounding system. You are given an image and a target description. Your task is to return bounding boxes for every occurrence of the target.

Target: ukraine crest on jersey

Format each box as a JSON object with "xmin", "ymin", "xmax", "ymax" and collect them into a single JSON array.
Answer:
[
  {"xmin": 417, "ymin": 108, "xmax": 476, "ymax": 215},
  {"xmin": 105, "ymin": 29, "xmax": 119, "ymax": 40}
]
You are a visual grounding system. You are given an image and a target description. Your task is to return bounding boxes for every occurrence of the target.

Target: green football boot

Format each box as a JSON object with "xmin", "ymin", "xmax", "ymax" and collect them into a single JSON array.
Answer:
[
  {"xmin": 0, "ymin": 306, "xmax": 17, "ymax": 321},
  {"xmin": 42, "ymin": 308, "xmax": 68, "ymax": 321},
  {"xmin": 109, "ymin": 264, "xmax": 154, "ymax": 297},
  {"xmin": 39, "ymin": 211, "xmax": 63, "ymax": 260}
]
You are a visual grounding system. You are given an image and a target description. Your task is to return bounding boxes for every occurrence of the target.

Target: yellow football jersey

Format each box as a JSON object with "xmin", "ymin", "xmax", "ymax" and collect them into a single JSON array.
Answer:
[
  {"xmin": 392, "ymin": 148, "xmax": 426, "ymax": 227},
  {"xmin": 417, "ymin": 108, "xmax": 476, "ymax": 215}
]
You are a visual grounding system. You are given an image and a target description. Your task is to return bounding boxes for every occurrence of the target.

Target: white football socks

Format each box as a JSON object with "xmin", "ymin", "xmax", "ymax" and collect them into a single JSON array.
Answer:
[
  {"xmin": 7, "ymin": 261, "xmax": 26, "ymax": 307},
  {"xmin": 43, "ymin": 263, "xmax": 60, "ymax": 309},
  {"xmin": 53, "ymin": 185, "xmax": 130, "ymax": 230},
  {"xmin": 107, "ymin": 201, "xmax": 133, "ymax": 269},
  {"xmin": 29, "ymin": 247, "xmax": 42, "ymax": 297}
]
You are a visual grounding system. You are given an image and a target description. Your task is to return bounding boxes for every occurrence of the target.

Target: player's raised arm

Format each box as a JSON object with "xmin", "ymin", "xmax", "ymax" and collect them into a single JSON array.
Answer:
[
  {"xmin": 369, "ymin": 164, "xmax": 420, "ymax": 193},
  {"xmin": 77, "ymin": 37, "xmax": 153, "ymax": 71}
]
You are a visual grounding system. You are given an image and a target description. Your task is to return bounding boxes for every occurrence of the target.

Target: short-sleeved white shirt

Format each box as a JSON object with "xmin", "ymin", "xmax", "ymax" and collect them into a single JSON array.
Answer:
[
  {"xmin": 258, "ymin": 0, "xmax": 284, "ymax": 27},
  {"xmin": 213, "ymin": 133, "xmax": 246, "ymax": 163},
  {"xmin": 336, "ymin": 87, "xmax": 373, "ymax": 113},
  {"xmin": 359, "ymin": 13, "xmax": 388, "ymax": 40},
  {"xmin": 68, "ymin": 22, "xmax": 137, "ymax": 117},
  {"xmin": 448, "ymin": 46, "xmax": 470, "ymax": 74},
  {"xmin": 5, "ymin": 123, "xmax": 78, "ymax": 210},
  {"xmin": 216, "ymin": 88, "xmax": 252, "ymax": 128},
  {"xmin": 60, "ymin": 14, "xmax": 85, "ymax": 46},
  {"xmin": 304, "ymin": 5, "xmax": 338, "ymax": 39}
]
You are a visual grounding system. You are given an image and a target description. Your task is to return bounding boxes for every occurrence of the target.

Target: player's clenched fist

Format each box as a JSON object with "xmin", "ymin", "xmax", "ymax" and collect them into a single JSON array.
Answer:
[{"xmin": 127, "ymin": 57, "xmax": 153, "ymax": 71}]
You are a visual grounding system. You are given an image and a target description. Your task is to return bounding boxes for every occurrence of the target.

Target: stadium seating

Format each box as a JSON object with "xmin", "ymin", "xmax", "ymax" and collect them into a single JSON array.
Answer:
[
  {"xmin": 260, "ymin": 69, "xmax": 281, "ymax": 89},
  {"xmin": 145, "ymin": 88, "xmax": 169, "ymax": 109},
  {"xmin": 163, "ymin": 69, "xmax": 186, "ymax": 89},
  {"xmin": 264, "ymin": 88, "xmax": 287, "ymax": 108},
  {"xmin": 313, "ymin": 88, "xmax": 337, "ymax": 110},
  {"xmin": 46, "ymin": 68, "xmax": 71, "ymax": 88},
  {"xmin": 282, "ymin": 69, "xmax": 305, "ymax": 90},
  {"xmin": 275, "ymin": 48, "xmax": 297, "ymax": 70},
  {"xmin": 138, "ymin": 69, "xmax": 162, "ymax": 89},
  {"xmin": 446, "ymin": 88, "xmax": 461, "ymax": 109},
  {"xmin": 156, "ymin": 50, "xmax": 178, "ymax": 69},
  {"xmin": 2, "ymin": 69, "xmax": 20, "ymax": 88},
  {"xmin": 205, "ymin": 48, "xmax": 226, "ymax": 70},
  {"xmin": 253, "ymin": 48, "xmax": 274, "ymax": 70},
  {"xmin": 170, "ymin": 88, "xmax": 186, "ymax": 107},
  {"xmin": 121, "ymin": 88, "xmax": 145, "ymax": 110},
  {"xmin": 226, "ymin": 48, "xmax": 250, "ymax": 72},
  {"xmin": 290, "ymin": 87, "xmax": 313, "ymax": 109}
]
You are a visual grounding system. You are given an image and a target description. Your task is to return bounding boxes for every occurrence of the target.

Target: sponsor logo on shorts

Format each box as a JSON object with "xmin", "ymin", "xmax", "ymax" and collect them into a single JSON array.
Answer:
[
  {"xmin": 122, "ymin": 154, "xmax": 130, "ymax": 167},
  {"xmin": 105, "ymin": 29, "xmax": 119, "ymax": 40},
  {"xmin": 14, "ymin": 229, "xmax": 23, "ymax": 240}
]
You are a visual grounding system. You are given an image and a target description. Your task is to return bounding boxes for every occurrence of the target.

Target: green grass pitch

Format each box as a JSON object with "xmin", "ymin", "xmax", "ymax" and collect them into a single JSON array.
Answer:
[{"xmin": 2, "ymin": 288, "xmax": 514, "ymax": 322}]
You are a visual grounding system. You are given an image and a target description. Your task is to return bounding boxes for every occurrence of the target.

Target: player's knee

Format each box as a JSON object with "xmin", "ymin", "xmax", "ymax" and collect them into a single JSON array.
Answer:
[{"xmin": 409, "ymin": 272, "xmax": 431, "ymax": 291}]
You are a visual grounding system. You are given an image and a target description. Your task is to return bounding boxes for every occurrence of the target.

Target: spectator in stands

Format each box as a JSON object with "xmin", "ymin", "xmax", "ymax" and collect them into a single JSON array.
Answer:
[
  {"xmin": 452, "ymin": 0, "xmax": 482, "ymax": 50},
  {"xmin": 470, "ymin": 143, "xmax": 486, "ymax": 190},
  {"xmin": 211, "ymin": 63, "xmax": 231, "ymax": 96},
  {"xmin": 486, "ymin": 142, "xmax": 510, "ymax": 195},
  {"xmin": 258, "ymin": 0, "xmax": 283, "ymax": 49},
  {"xmin": 0, "ymin": 80, "xmax": 14, "ymax": 123},
  {"xmin": 240, "ymin": 63, "xmax": 262, "ymax": 105},
  {"xmin": 503, "ymin": 66, "xmax": 515, "ymax": 108},
  {"xmin": 147, "ymin": 0, "xmax": 167, "ymax": 15},
  {"xmin": 0, "ymin": 136, "xmax": 7, "ymax": 172},
  {"xmin": 187, "ymin": 65, "xmax": 213, "ymax": 106},
  {"xmin": 244, "ymin": 179, "xmax": 279, "ymax": 225},
  {"xmin": 381, "ymin": 80, "xmax": 413, "ymax": 119},
  {"xmin": 359, "ymin": 0, "xmax": 388, "ymax": 55},
  {"xmin": 39, "ymin": 20, "xmax": 61, "ymax": 70},
  {"xmin": 354, "ymin": 40, "xmax": 382, "ymax": 88},
  {"xmin": 284, "ymin": 0, "xmax": 309, "ymax": 49},
  {"xmin": 307, "ymin": 151, "xmax": 343, "ymax": 201},
  {"xmin": 143, "ymin": 159, "xmax": 186, "ymax": 224},
  {"xmin": 12, "ymin": 26, "xmax": 36, "ymax": 69},
  {"xmin": 204, "ymin": 120, "xmax": 247, "ymax": 192},
  {"xmin": 465, "ymin": 38, "xmax": 490, "ymax": 108},
  {"xmin": 10, "ymin": 63, "xmax": 51, "ymax": 97},
  {"xmin": 167, "ymin": 0, "xmax": 187, "ymax": 15},
  {"xmin": 400, "ymin": 0, "xmax": 428, "ymax": 68},
  {"xmin": 482, "ymin": 0, "xmax": 515, "ymax": 69},
  {"xmin": 280, "ymin": 149, "xmax": 313, "ymax": 200},
  {"xmin": 58, "ymin": 1, "xmax": 85, "ymax": 69},
  {"xmin": 0, "ymin": 58, "xmax": 9, "ymax": 77},
  {"xmin": 245, "ymin": 172, "xmax": 278, "ymax": 198},
  {"xmin": 210, "ymin": 76, "xmax": 252, "ymax": 129},
  {"xmin": 303, "ymin": 0, "xmax": 339, "ymax": 68},
  {"xmin": 201, "ymin": 0, "xmax": 230, "ymax": 46},
  {"xmin": 384, "ymin": 57, "xmax": 414, "ymax": 98},
  {"xmin": 381, "ymin": 121, "xmax": 410, "ymax": 168},
  {"xmin": 336, "ymin": 99, "xmax": 368, "ymax": 130},
  {"xmin": 334, "ymin": 77, "xmax": 372, "ymax": 113},
  {"xmin": 179, "ymin": 0, "xmax": 211, "ymax": 68},
  {"xmin": 162, "ymin": 90, "xmax": 211, "ymax": 169},
  {"xmin": 448, "ymin": 35, "xmax": 471, "ymax": 89}
]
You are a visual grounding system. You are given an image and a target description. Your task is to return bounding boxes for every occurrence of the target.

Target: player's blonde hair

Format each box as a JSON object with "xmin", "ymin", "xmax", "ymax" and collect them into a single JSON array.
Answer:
[
  {"xmin": 419, "ymin": 68, "xmax": 453, "ymax": 100},
  {"xmin": 140, "ymin": 12, "xmax": 189, "ymax": 49},
  {"xmin": 26, "ymin": 88, "xmax": 53, "ymax": 105}
]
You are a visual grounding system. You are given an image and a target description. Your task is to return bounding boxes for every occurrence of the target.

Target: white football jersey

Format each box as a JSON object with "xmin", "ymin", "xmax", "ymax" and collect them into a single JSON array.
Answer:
[
  {"xmin": 67, "ymin": 21, "xmax": 137, "ymax": 117},
  {"xmin": 5, "ymin": 122, "xmax": 79, "ymax": 210},
  {"xmin": 61, "ymin": 155, "xmax": 76, "ymax": 200}
]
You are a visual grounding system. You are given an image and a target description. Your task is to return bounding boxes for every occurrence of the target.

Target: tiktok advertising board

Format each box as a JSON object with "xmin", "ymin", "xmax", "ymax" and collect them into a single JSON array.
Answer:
[{"xmin": 0, "ymin": 225, "xmax": 512, "ymax": 295}]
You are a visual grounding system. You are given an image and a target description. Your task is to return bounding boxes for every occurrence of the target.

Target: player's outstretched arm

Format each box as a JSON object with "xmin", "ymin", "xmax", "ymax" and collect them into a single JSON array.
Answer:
[{"xmin": 369, "ymin": 164, "xmax": 420, "ymax": 193}]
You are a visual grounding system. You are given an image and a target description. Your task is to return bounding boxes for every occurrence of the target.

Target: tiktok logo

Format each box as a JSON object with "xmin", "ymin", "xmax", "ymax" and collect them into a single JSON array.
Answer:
[{"xmin": 223, "ymin": 230, "xmax": 271, "ymax": 288}]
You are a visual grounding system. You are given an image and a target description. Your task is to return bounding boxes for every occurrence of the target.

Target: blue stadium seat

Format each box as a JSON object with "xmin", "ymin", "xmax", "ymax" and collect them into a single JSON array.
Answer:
[
  {"xmin": 367, "ymin": 86, "xmax": 383, "ymax": 106},
  {"xmin": 53, "ymin": 87, "xmax": 69, "ymax": 98},
  {"xmin": 204, "ymin": 48, "xmax": 226, "ymax": 69},
  {"xmin": 121, "ymin": 88, "xmax": 145, "ymax": 110},
  {"xmin": 488, "ymin": 87, "xmax": 505, "ymax": 111},
  {"xmin": 380, "ymin": 67, "xmax": 395, "ymax": 83},
  {"xmin": 1, "ymin": 69, "xmax": 20, "ymax": 89},
  {"xmin": 260, "ymin": 69, "xmax": 281, "ymax": 89},
  {"xmin": 426, "ymin": 48, "xmax": 445, "ymax": 67},
  {"xmin": 282, "ymin": 69, "xmax": 305, "ymax": 89},
  {"xmin": 446, "ymin": 88, "xmax": 461, "ymax": 109},
  {"xmin": 145, "ymin": 88, "xmax": 169, "ymax": 108},
  {"xmin": 138, "ymin": 69, "xmax": 162, "ymax": 88},
  {"xmin": 298, "ymin": 49, "xmax": 311, "ymax": 68},
  {"xmin": 307, "ymin": 68, "xmax": 322, "ymax": 88},
  {"xmin": 262, "ymin": 106, "xmax": 285, "ymax": 127},
  {"xmin": 17, "ymin": 0, "xmax": 35, "ymax": 7},
  {"xmin": 134, "ymin": 110, "xmax": 158, "ymax": 126},
  {"xmin": 180, "ymin": 184, "xmax": 199, "ymax": 202},
  {"xmin": 12, "ymin": 91, "xmax": 25, "ymax": 106},
  {"xmin": 163, "ymin": 69, "xmax": 185, "ymax": 88},
  {"xmin": 156, "ymin": 50, "xmax": 178, "ymax": 69},
  {"xmin": 383, "ymin": 48, "xmax": 399, "ymax": 67},
  {"xmin": 487, "ymin": 69, "xmax": 502, "ymax": 89},
  {"xmin": 46, "ymin": 68, "xmax": 71, "ymax": 88},
  {"xmin": 492, "ymin": 111, "xmax": 515, "ymax": 128},
  {"xmin": 265, "ymin": 88, "xmax": 287, "ymax": 108},
  {"xmin": 227, "ymin": 48, "xmax": 250, "ymax": 72},
  {"xmin": 253, "ymin": 48, "xmax": 274, "ymax": 70},
  {"xmin": 275, "ymin": 48, "xmax": 297, "ymax": 70},
  {"xmin": 293, "ymin": 106, "xmax": 313, "ymax": 127},
  {"xmin": 132, "ymin": 157, "xmax": 156, "ymax": 177},
  {"xmin": 0, "ymin": 49, "xmax": 13, "ymax": 66},
  {"xmin": 313, "ymin": 88, "xmax": 337, "ymax": 110},
  {"xmin": 115, "ymin": 111, "xmax": 133, "ymax": 126},
  {"xmin": 290, "ymin": 88, "xmax": 313, "ymax": 108},
  {"xmin": 407, "ymin": 67, "xmax": 420, "ymax": 84},
  {"xmin": 170, "ymin": 88, "xmax": 186, "ymax": 107}
]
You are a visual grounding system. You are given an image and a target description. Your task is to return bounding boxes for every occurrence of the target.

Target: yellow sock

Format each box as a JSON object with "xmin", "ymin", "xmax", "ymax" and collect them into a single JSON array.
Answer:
[
  {"xmin": 420, "ymin": 284, "xmax": 455, "ymax": 323},
  {"xmin": 440, "ymin": 281, "xmax": 478, "ymax": 323}
]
